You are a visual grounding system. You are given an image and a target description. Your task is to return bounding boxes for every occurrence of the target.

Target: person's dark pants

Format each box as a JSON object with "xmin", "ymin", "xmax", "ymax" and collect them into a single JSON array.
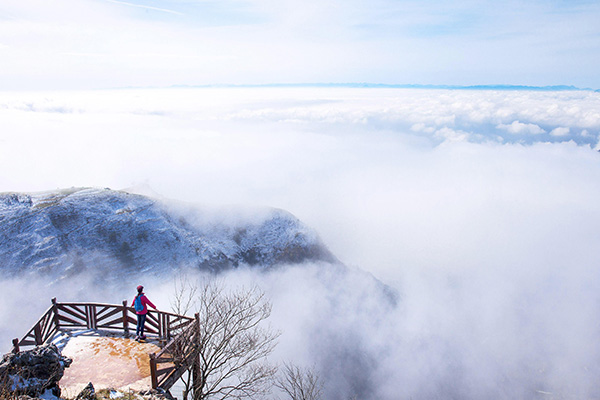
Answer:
[{"xmin": 136, "ymin": 313, "xmax": 147, "ymax": 337}]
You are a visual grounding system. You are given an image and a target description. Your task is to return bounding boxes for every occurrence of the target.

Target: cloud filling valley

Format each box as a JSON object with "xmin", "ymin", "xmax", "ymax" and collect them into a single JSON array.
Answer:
[{"xmin": 1, "ymin": 88, "xmax": 600, "ymax": 399}]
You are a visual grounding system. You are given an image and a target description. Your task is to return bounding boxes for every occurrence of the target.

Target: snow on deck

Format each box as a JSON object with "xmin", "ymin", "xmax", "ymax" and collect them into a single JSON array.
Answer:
[{"xmin": 56, "ymin": 330, "xmax": 163, "ymax": 398}]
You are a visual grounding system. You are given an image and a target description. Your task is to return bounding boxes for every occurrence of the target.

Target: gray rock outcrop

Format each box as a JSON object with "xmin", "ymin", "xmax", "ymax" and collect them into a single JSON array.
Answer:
[
  {"xmin": 0, "ymin": 344, "xmax": 72, "ymax": 398},
  {"xmin": 0, "ymin": 187, "xmax": 336, "ymax": 280},
  {"xmin": 74, "ymin": 382, "xmax": 95, "ymax": 400}
]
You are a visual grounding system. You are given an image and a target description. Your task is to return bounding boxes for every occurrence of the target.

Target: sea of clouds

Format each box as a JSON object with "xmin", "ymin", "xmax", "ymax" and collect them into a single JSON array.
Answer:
[{"xmin": 1, "ymin": 88, "xmax": 600, "ymax": 399}]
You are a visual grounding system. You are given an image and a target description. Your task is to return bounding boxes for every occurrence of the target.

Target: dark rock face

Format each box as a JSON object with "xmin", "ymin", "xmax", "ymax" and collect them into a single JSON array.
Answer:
[
  {"xmin": 0, "ymin": 188, "xmax": 337, "ymax": 279},
  {"xmin": 74, "ymin": 382, "xmax": 95, "ymax": 400},
  {"xmin": 0, "ymin": 344, "xmax": 72, "ymax": 398}
]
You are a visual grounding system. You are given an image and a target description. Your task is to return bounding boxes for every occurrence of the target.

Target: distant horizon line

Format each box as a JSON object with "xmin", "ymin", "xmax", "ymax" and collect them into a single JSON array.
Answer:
[
  {"xmin": 162, "ymin": 83, "xmax": 599, "ymax": 92},
  {"xmin": 2, "ymin": 83, "xmax": 598, "ymax": 92}
]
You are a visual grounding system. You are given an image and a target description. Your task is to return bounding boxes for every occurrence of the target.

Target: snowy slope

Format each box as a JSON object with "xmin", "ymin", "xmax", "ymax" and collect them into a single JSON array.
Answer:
[{"xmin": 0, "ymin": 188, "xmax": 336, "ymax": 279}]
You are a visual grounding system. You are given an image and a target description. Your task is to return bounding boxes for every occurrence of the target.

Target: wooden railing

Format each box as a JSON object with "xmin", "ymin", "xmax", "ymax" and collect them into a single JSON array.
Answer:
[
  {"xmin": 12, "ymin": 304, "xmax": 58, "ymax": 351},
  {"xmin": 11, "ymin": 299, "xmax": 198, "ymax": 392},
  {"xmin": 149, "ymin": 314, "xmax": 199, "ymax": 389}
]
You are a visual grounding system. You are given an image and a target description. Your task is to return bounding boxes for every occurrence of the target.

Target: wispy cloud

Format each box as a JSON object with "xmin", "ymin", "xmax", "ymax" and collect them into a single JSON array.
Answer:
[
  {"xmin": 0, "ymin": 0, "xmax": 599, "ymax": 88},
  {"xmin": 102, "ymin": 0, "xmax": 184, "ymax": 15}
]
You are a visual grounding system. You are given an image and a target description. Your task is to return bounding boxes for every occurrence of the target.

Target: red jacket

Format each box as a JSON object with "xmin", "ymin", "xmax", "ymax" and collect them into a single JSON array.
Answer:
[{"xmin": 132, "ymin": 293, "xmax": 156, "ymax": 315}]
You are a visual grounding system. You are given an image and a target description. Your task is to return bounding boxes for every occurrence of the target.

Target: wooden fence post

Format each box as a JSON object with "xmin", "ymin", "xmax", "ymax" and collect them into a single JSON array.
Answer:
[
  {"xmin": 12, "ymin": 338, "xmax": 20, "ymax": 353},
  {"xmin": 51, "ymin": 298, "xmax": 60, "ymax": 330},
  {"xmin": 192, "ymin": 357, "xmax": 200, "ymax": 399},
  {"xmin": 155, "ymin": 310, "xmax": 161, "ymax": 339},
  {"xmin": 192, "ymin": 312, "xmax": 201, "ymax": 399},
  {"xmin": 149, "ymin": 353, "xmax": 158, "ymax": 389},
  {"xmin": 161, "ymin": 313, "xmax": 167, "ymax": 340},
  {"xmin": 86, "ymin": 305, "xmax": 97, "ymax": 330},
  {"xmin": 165, "ymin": 314, "xmax": 171, "ymax": 341},
  {"xmin": 34, "ymin": 323, "xmax": 42, "ymax": 345},
  {"xmin": 122, "ymin": 300, "xmax": 129, "ymax": 337}
]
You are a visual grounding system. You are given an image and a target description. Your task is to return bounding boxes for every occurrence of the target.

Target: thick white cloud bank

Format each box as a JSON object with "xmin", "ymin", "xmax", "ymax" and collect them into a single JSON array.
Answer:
[{"xmin": 2, "ymin": 88, "xmax": 600, "ymax": 398}]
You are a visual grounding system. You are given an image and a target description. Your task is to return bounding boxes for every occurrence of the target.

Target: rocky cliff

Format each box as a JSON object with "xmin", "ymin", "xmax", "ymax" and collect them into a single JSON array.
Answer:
[
  {"xmin": 0, "ymin": 188, "xmax": 336, "ymax": 280},
  {"xmin": 0, "ymin": 343, "xmax": 71, "ymax": 398}
]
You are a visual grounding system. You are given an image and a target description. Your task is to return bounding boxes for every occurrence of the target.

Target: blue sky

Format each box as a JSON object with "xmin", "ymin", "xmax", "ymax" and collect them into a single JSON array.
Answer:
[{"xmin": 0, "ymin": 0, "xmax": 599, "ymax": 89}]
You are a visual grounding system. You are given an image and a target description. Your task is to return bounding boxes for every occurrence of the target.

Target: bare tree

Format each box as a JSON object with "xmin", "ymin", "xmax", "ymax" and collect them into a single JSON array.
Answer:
[
  {"xmin": 275, "ymin": 363, "xmax": 323, "ymax": 400},
  {"xmin": 172, "ymin": 279, "xmax": 279, "ymax": 400},
  {"xmin": 169, "ymin": 274, "xmax": 200, "ymax": 400},
  {"xmin": 171, "ymin": 274, "xmax": 199, "ymax": 316}
]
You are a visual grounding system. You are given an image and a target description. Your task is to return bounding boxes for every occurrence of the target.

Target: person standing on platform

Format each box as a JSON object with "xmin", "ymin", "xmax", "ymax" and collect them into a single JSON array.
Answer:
[{"xmin": 132, "ymin": 285, "xmax": 157, "ymax": 341}]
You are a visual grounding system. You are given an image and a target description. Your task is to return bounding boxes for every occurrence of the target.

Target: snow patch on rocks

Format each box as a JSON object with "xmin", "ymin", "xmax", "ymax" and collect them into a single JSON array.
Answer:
[{"xmin": 0, "ymin": 187, "xmax": 336, "ymax": 280}]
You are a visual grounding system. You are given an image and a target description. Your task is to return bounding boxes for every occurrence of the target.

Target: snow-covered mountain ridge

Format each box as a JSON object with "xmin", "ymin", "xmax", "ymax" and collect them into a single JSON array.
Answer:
[{"xmin": 0, "ymin": 188, "xmax": 336, "ymax": 279}]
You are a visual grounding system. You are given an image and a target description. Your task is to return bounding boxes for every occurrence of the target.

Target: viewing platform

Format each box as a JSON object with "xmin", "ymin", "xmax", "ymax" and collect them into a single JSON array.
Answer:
[{"xmin": 10, "ymin": 299, "xmax": 200, "ymax": 398}]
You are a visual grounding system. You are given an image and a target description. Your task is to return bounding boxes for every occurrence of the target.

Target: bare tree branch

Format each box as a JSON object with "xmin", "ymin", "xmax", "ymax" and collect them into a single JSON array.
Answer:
[
  {"xmin": 172, "ymin": 279, "xmax": 280, "ymax": 400},
  {"xmin": 275, "ymin": 363, "xmax": 324, "ymax": 400}
]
